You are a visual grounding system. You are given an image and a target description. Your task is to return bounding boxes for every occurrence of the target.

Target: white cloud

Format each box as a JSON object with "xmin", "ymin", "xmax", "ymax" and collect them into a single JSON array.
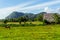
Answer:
[
  {"xmin": 56, "ymin": 8, "xmax": 60, "ymax": 13},
  {"xmin": 44, "ymin": 7, "xmax": 50, "ymax": 13},
  {"xmin": 18, "ymin": 0, "xmax": 60, "ymax": 11},
  {"xmin": 44, "ymin": 7, "xmax": 60, "ymax": 13},
  {"xmin": 44, "ymin": 7, "xmax": 54, "ymax": 13},
  {"xmin": 0, "ymin": 0, "xmax": 60, "ymax": 19},
  {"xmin": 0, "ymin": 2, "xmax": 34, "ymax": 19}
]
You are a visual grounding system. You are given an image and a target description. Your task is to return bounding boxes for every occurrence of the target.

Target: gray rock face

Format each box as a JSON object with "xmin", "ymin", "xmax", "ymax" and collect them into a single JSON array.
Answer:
[
  {"xmin": 43, "ymin": 13, "xmax": 55, "ymax": 22},
  {"xmin": 6, "ymin": 11, "xmax": 25, "ymax": 19}
]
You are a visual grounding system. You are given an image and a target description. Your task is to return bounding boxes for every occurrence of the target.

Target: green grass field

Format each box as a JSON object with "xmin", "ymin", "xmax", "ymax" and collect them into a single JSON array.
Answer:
[{"xmin": 0, "ymin": 22, "xmax": 60, "ymax": 40}]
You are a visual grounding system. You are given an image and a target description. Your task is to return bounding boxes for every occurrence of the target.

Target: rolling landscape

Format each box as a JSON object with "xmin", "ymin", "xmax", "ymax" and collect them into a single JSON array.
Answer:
[{"xmin": 0, "ymin": 0, "xmax": 60, "ymax": 40}]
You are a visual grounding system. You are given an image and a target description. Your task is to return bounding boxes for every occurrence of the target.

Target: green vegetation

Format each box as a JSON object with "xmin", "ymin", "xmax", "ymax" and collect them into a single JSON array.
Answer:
[
  {"xmin": 0, "ymin": 11, "xmax": 60, "ymax": 40},
  {"xmin": 0, "ymin": 25, "xmax": 59, "ymax": 40},
  {"xmin": 0, "ymin": 22, "xmax": 59, "ymax": 40},
  {"xmin": 18, "ymin": 16, "xmax": 28, "ymax": 24},
  {"xmin": 3, "ymin": 20, "xmax": 8, "ymax": 24}
]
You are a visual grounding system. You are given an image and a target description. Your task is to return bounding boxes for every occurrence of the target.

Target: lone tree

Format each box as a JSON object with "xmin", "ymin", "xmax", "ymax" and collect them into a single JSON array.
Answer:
[
  {"xmin": 18, "ymin": 17, "xmax": 23, "ymax": 24},
  {"xmin": 4, "ymin": 19, "xmax": 8, "ymax": 24},
  {"xmin": 18, "ymin": 16, "xmax": 28, "ymax": 24},
  {"xmin": 3, "ymin": 19, "xmax": 10, "ymax": 29},
  {"xmin": 54, "ymin": 13, "xmax": 59, "ymax": 23}
]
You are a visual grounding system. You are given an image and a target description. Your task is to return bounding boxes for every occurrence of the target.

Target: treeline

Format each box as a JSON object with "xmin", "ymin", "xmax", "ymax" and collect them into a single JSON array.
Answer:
[
  {"xmin": 5, "ymin": 12, "xmax": 46, "ymax": 22},
  {"xmin": 43, "ymin": 13, "xmax": 60, "ymax": 24},
  {"xmin": 0, "ymin": 12, "xmax": 60, "ymax": 24}
]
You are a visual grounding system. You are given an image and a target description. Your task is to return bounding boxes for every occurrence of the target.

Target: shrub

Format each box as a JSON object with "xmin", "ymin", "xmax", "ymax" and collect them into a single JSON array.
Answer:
[
  {"xmin": 3, "ymin": 20, "xmax": 8, "ymax": 24},
  {"xmin": 43, "ymin": 20, "xmax": 51, "ymax": 25}
]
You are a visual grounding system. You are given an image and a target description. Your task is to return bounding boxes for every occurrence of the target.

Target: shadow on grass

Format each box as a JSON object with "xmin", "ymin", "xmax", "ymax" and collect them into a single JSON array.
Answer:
[
  {"xmin": 0, "ymin": 23, "xmax": 59, "ymax": 27},
  {"xmin": 0, "ymin": 23, "xmax": 45, "ymax": 27}
]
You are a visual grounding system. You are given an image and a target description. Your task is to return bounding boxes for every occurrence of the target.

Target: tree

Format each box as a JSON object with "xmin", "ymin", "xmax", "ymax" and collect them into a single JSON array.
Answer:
[
  {"xmin": 3, "ymin": 19, "xmax": 10, "ymax": 29},
  {"xmin": 18, "ymin": 16, "xmax": 28, "ymax": 24},
  {"xmin": 54, "ymin": 13, "xmax": 60, "ymax": 24},
  {"xmin": 34, "ymin": 18, "xmax": 38, "ymax": 21},
  {"xmin": 54, "ymin": 13, "xmax": 59, "ymax": 23},
  {"xmin": 18, "ymin": 17, "xmax": 22, "ymax": 24},
  {"xmin": 37, "ymin": 14, "xmax": 43, "ymax": 21},
  {"xmin": 36, "ymin": 12, "xmax": 47, "ymax": 21},
  {"xmin": 4, "ymin": 20, "xmax": 8, "ymax": 24}
]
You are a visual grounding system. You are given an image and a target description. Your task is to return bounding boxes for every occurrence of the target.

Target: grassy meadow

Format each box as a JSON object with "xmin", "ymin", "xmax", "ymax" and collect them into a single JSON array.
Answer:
[{"xmin": 0, "ymin": 22, "xmax": 60, "ymax": 40}]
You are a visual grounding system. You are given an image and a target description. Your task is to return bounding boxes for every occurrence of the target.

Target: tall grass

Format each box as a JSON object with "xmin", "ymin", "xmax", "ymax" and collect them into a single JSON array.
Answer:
[
  {"xmin": 0, "ymin": 24, "xmax": 60, "ymax": 40},
  {"xmin": 0, "ymin": 22, "xmax": 60, "ymax": 40}
]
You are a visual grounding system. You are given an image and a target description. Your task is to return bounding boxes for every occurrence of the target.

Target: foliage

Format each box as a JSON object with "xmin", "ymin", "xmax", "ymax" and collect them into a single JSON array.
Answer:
[
  {"xmin": 43, "ymin": 19, "xmax": 56, "ymax": 25},
  {"xmin": 43, "ymin": 20, "xmax": 50, "ymax": 25},
  {"xmin": 6, "ymin": 18, "xmax": 18, "ymax": 22},
  {"xmin": 0, "ymin": 24, "xmax": 60, "ymax": 40},
  {"xmin": 53, "ymin": 13, "xmax": 59, "ymax": 23},
  {"xmin": 53, "ymin": 13, "xmax": 60, "ymax": 24},
  {"xmin": 35, "ymin": 12, "xmax": 47, "ymax": 21},
  {"xmin": 58, "ymin": 17, "xmax": 60, "ymax": 24},
  {"xmin": 3, "ymin": 20, "xmax": 8, "ymax": 24},
  {"xmin": 18, "ymin": 16, "xmax": 28, "ymax": 24},
  {"xmin": 37, "ymin": 14, "xmax": 43, "ymax": 21}
]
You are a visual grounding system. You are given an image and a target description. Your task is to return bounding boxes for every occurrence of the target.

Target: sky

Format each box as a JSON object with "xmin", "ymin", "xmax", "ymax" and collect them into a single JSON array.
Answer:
[{"xmin": 0, "ymin": 0, "xmax": 60, "ymax": 19}]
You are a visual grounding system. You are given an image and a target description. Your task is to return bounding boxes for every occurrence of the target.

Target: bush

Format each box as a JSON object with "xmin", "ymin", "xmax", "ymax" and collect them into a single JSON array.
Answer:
[
  {"xmin": 43, "ymin": 20, "xmax": 51, "ymax": 25},
  {"xmin": 20, "ymin": 23, "xmax": 36, "ymax": 26},
  {"xmin": 3, "ymin": 20, "xmax": 8, "ymax": 24},
  {"xmin": 43, "ymin": 20, "xmax": 57, "ymax": 25}
]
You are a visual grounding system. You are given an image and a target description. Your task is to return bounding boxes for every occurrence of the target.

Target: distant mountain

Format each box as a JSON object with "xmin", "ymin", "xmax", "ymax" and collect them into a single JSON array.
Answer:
[
  {"xmin": 24, "ymin": 13, "xmax": 35, "ymax": 18},
  {"xmin": 6, "ymin": 11, "xmax": 25, "ymax": 19},
  {"xmin": 23, "ymin": 13, "xmax": 36, "ymax": 21},
  {"xmin": 5, "ymin": 11, "xmax": 47, "ymax": 20}
]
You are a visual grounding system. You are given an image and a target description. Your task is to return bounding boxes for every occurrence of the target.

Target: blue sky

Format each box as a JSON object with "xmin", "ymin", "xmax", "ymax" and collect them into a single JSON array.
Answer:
[{"xmin": 0, "ymin": 0, "xmax": 60, "ymax": 19}]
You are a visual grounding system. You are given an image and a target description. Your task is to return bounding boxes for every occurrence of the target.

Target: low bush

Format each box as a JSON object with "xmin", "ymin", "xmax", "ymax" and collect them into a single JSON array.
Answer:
[{"xmin": 43, "ymin": 20, "xmax": 56, "ymax": 25}]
